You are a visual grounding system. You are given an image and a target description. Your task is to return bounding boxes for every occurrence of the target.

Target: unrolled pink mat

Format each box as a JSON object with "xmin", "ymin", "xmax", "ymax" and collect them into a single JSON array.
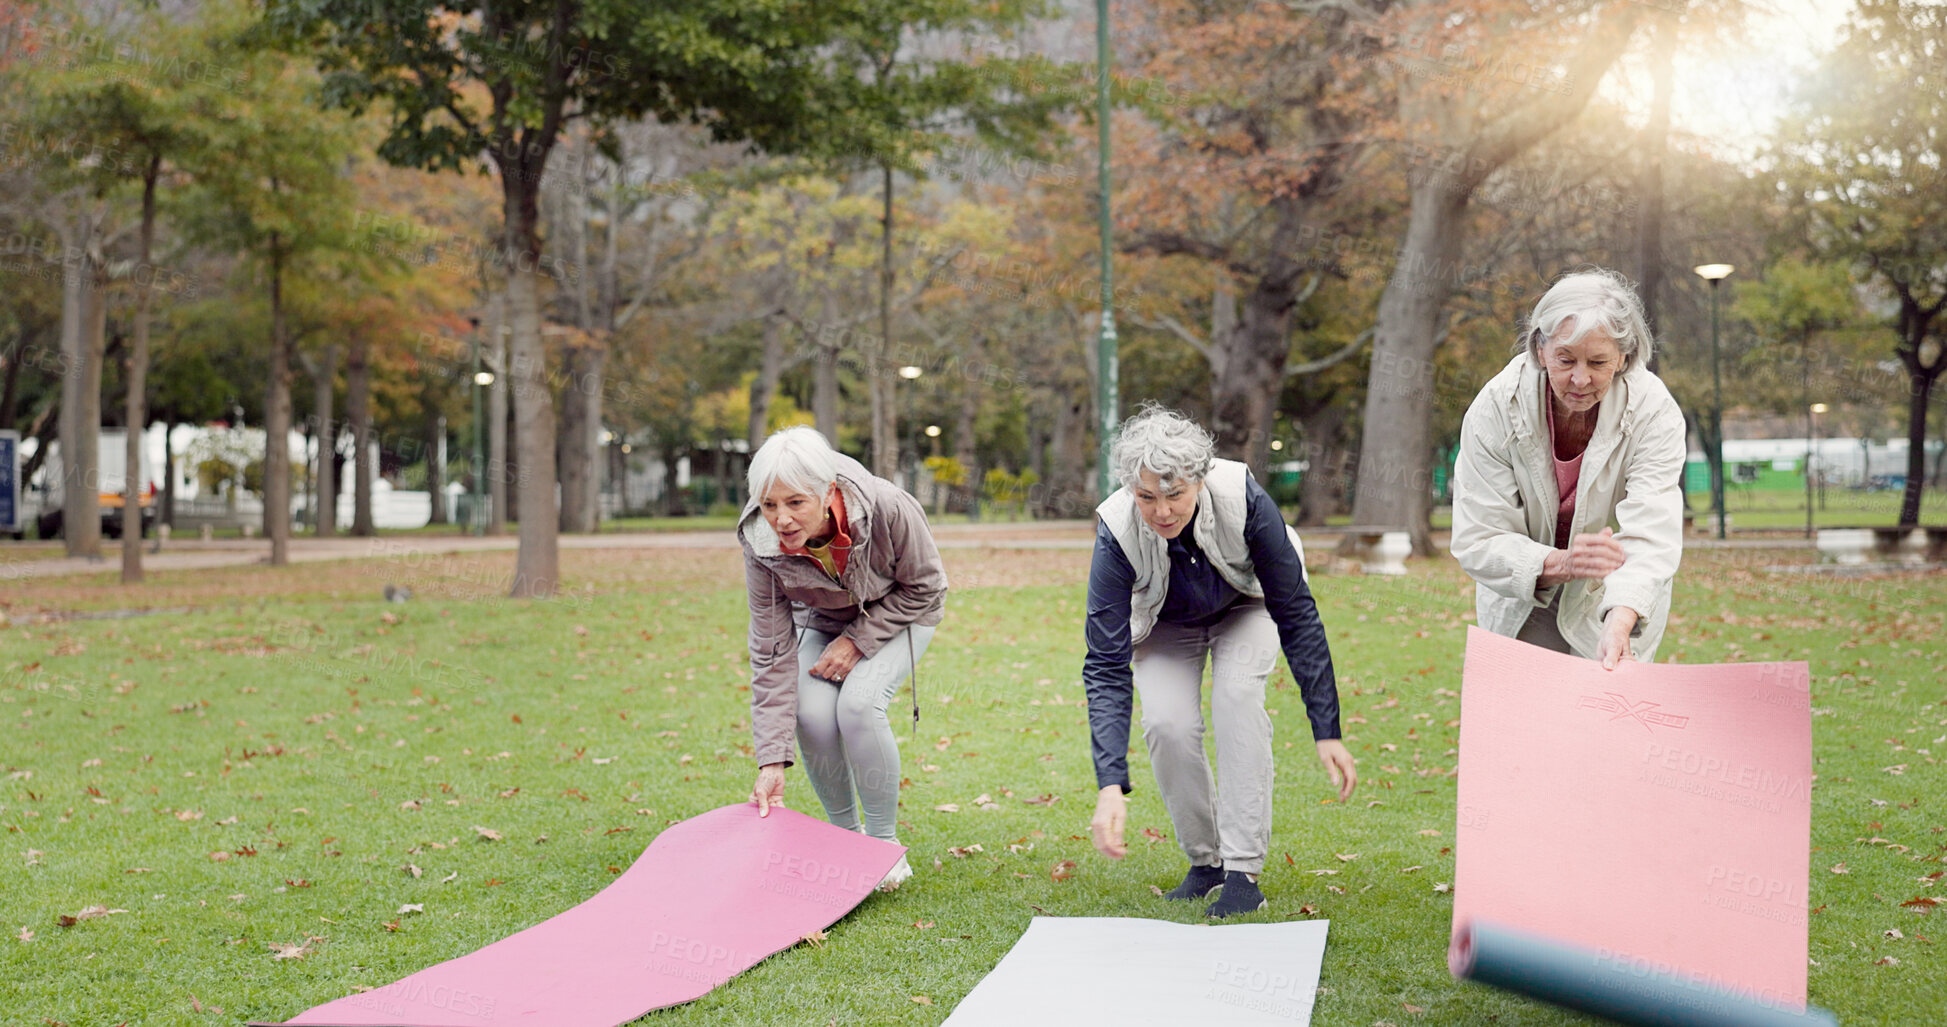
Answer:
[
  {"xmin": 252, "ymin": 803, "xmax": 905, "ymax": 1027},
  {"xmin": 1451, "ymin": 627, "xmax": 1813, "ymax": 1010}
]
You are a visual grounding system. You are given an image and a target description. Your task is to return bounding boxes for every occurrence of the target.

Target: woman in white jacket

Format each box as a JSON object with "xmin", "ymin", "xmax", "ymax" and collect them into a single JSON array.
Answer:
[{"xmin": 1450, "ymin": 269, "xmax": 1687, "ymax": 669}]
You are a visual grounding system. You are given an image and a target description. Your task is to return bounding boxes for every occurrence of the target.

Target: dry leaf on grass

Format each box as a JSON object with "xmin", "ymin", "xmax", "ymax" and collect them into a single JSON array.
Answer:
[
  {"xmin": 15, "ymin": 927, "xmax": 32, "ymax": 942},
  {"xmin": 800, "ymin": 928, "xmax": 828, "ymax": 947},
  {"xmin": 473, "ymin": 826, "xmax": 501, "ymax": 842},
  {"xmin": 58, "ymin": 905, "xmax": 128, "ymax": 926},
  {"xmin": 911, "ymin": 995, "xmax": 934, "ymax": 1006},
  {"xmin": 1050, "ymin": 860, "xmax": 1077, "ymax": 882},
  {"xmin": 268, "ymin": 936, "xmax": 320, "ymax": 960},
  {"xmin": 933, "ymin": 804, "xmax": 960, "ymax": 813}
]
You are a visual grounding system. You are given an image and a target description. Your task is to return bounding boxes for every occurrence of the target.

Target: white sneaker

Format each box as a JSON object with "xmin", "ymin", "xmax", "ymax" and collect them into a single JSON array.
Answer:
[{"xmin": 877, "ymin": 855, "xmax": 914, "ymax": 891}]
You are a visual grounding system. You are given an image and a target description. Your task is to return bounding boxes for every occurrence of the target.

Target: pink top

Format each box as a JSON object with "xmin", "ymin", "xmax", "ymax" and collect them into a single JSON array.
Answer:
[{"xmin": 1545, "ymin": 393, "xmax": 1585, "ymax": 549}]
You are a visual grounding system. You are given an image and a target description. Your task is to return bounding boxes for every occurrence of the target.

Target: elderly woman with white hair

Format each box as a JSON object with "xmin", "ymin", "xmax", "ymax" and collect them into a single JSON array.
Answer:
[
  {"xmin": 1083, "ymin": 405, "xmax": 1356, "ymax": 918},
  {"xmin": 1450, "ymin": 268, "xmax": 1687, "ymax": 668},
  {"xmin": 738, "ymin": 426, "xmax": 947, "ymax": 889}
]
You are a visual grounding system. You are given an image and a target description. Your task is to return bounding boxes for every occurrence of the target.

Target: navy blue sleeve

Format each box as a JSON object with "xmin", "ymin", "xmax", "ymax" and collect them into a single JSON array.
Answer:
[
  {"xmin": 1083, "ymin": 519, "xmax": 1138, "ymax": 794},
  {"xmin": 1242, "ymin": 476, "xmax": 1342, "ymax": 742}
]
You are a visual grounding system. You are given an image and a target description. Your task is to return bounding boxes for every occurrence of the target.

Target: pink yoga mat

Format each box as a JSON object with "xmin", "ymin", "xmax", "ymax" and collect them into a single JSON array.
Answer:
[
  {"xmin": 253, "ymin": 804, "xmax": 905, "ymax": 1027},
  {"xmin": 1451, "ymin": 627, "xmax": 1813, "ymax": 1011}
]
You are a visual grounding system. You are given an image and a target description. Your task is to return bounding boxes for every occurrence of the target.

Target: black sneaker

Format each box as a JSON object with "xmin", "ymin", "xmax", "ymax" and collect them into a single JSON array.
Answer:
[
  {"xmin": 1162, "ymin": 863, "xmax": 1226, "ymax": 901},
  {"xmin": 1205, "ymin": 871, "xmax": 1267, "ymax": 917}
]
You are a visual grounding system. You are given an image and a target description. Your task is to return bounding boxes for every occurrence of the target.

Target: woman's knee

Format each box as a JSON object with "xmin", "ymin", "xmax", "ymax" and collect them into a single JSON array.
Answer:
[{"xmin": 1141, "ymin": 707, "xmax": 1204, "ymax": 750}]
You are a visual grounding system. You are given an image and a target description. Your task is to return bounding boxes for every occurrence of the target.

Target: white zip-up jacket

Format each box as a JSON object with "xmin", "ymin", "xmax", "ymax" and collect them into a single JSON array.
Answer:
[{"xmin": 1449, "ymin": 354, "xmax": 1687, "ymax": 660}]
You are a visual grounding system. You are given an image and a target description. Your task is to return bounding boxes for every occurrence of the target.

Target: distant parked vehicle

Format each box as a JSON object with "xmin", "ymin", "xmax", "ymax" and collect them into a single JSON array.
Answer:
[{"xmin": 29, "ymin": 429, "xmax": 158, "ymax": 541}]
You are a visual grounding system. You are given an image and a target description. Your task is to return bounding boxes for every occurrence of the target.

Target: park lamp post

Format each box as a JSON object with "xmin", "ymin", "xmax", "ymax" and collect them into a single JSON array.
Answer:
[
  {"xmin": 470, "ymin": 321, "xmax": 494, "ymax": 539},
  {"xmin": 898, "ymin": 365, "xmax": 923, "ymax": 490},
  {"xmin": 1095, "ymin": 0, "xmax": 1119, "ymax": 505},
  {"xmin": 1808, "ymin": 403, "xmax": 1828, "ymax": 531},
  {"xmin": 1694, "ymin": 263, "xmax": 1734, "ymax": 539}
]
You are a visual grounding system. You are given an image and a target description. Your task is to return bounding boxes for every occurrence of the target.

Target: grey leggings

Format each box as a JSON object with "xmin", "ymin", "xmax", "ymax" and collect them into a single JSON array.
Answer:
[{"xmin": 794, "ymin": 624, "xmax": 935, "ymax": 843}]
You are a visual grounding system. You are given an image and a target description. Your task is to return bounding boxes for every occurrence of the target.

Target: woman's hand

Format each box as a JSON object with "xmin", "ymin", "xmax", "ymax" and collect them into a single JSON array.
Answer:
[
  {"xmin": 1539, "ymin": 527, "xmax": 1628, "ymax": 585},
  {"xmin": 751, "ymin": 763, "xmax": 787, "ymax": 817},
  {"xmin": 808, "ymin": 636, "xmax": 864, "ymax": 682},
  {"xmin": 1316, "ymin": 739, "xmax": 1357, "ymax": 802},
  {"xmin": 1089, "ymin": 786, "xmax": 1127, "ymax": 859},
  {"xmin": 1598, "ymin": 606, "xmax": 1640, "ymax": 670}
]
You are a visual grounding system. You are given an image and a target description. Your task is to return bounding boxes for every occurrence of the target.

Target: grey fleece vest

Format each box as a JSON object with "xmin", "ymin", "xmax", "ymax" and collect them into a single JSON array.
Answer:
[{"xmin": 1096, "ymin": 458, "xmax": 1306, "ymax": 647}]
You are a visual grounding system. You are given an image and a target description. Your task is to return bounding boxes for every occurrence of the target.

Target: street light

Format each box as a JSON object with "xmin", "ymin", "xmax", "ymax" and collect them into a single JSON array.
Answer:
[
  {"xmin": 1810, "ymin": 403, "xmax": 1828, "ymax": 519},
  {"xmin": 898, "ymin": 365, "xmax": 923, "ymax": 380},
  {"xmin": 468, "ymin": 318, "xmax": 491, "ymax": 538},
  {"xmin": 1694, "ymin": 263, "xmax": 1734, "ymax": 539}
]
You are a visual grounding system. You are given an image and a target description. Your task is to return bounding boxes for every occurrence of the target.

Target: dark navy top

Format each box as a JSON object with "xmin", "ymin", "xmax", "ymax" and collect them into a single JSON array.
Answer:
[{"xmin": 1083, "ymin": 475, "xmax": 1341, "ymax": 793}]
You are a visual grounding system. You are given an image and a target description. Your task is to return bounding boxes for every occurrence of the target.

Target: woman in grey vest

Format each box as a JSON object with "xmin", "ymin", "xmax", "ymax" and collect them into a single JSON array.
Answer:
[
  {"xmin": 1083, "ymin": 406, "xmax": 1356, "ymax": 917},
  {"xmin": 1449, "ymin": 269, "xmax": 1686, "ymax": 667}
]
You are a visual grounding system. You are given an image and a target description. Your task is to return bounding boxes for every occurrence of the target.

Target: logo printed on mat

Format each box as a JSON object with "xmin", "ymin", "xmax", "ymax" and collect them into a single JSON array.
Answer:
[{"xmin": 1576, "ymin": 692, "xmax": 1690, "ymax": 732}]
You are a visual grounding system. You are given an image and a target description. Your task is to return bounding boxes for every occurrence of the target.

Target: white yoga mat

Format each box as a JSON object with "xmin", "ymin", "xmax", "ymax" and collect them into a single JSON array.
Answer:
[{"xmin": 943, "ymin": 916, "xmax": 1330, "ymax": 1026}]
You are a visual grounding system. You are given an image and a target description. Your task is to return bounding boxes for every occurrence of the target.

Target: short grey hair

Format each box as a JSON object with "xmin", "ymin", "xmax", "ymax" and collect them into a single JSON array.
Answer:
[
  {"xmin": 1522, "ymin": 268, "xmax": 1654, "ymax": 372},
  {"xmin": 1110, "ymin": 404, "xmax": 1214, "ymax": 492},
  {"xmin": 747, "ymin": 425, "xmax": 838, "ymax": 502}
]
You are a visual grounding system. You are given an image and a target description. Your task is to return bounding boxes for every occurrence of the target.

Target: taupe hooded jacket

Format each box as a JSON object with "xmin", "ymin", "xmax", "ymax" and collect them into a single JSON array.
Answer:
[{"xmin": 738, "ymin": 453, "xmax": 948, "ymax": 767}]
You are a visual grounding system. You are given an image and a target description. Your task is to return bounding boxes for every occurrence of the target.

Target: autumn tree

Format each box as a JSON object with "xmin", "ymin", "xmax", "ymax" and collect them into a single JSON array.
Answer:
[
  {"xmin": 1348, "ymin": 0, "xmax": 1642, "ymax": 553},
  {"xmin": 1775, "ymin": 0, "xmax": 1947, "ymax": 526}
]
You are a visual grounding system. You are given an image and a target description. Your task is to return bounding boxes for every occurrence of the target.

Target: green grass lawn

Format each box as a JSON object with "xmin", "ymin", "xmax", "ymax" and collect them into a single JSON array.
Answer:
[{"xmin": 2, "ymin": 547, "xmax": 1941, "ymax": 1025}]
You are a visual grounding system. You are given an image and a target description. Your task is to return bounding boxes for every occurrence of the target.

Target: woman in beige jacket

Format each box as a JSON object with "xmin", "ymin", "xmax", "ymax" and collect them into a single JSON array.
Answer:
[
  {"xmin": 738, "ymin": 426, "xmax": 947, "ymax": 889},
  {"xmin": 1450, "ymin": 269, "xmax": 1687, "ymax": 668}
]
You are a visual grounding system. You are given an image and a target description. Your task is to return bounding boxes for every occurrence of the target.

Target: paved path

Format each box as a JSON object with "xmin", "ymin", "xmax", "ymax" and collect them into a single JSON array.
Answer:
[{"xmin": 0, "ymin": 523, "xmax": 1813, "ymax": 582}]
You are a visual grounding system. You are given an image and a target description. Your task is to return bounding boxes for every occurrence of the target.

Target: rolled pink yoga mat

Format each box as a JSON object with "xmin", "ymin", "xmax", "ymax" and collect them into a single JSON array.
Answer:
[
  {"xmin": 1451, "ymin": 627, "xmax": 1822, "ymax": 1023},
  {"xmin": 252, "ymin": 804, "xmax": 905, "ymax": 1027}
]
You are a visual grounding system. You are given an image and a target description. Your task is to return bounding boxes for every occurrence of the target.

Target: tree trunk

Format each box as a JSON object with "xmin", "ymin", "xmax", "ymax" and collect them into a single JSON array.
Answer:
[
  {"xmin": 59, "ymin": 209, "xmax": 103, "ymax": 558},
  {"xmin": 1900, "ymin": 361, "xmax": 1943, "ymax": 527},
  {"xmin": 1635, "ymin": 11, "xmax": 1676, "ymax": 358},
  {"xmin": 558, "ymin": 339, "xmax": 604, "ymax": 533},
  {"xmin": 749, "ymin": 314, "xmax": 786, "ymax": 451},
  {"xmin": 1349, "ymin": 184, "xmax": 1470, "ymax": 553},
  {"xmin": 873, "ymin": 161, "xmax": 897, "ymax": 479},
  {"xmin": 426, "ymin": 407, "xmax": 447, "ymax": 525},
  {"xmin": 953, "ymin": 335, "xmax": 983, "ymax": 515},
  {"xmin": 1295, "ymin": 401, "xmax": 1350, "ymax": 527},
  {"xmin": 1211, "ymin": 202, "xmax": 1310, "ymax": 478},
  {"xmin": 347, "ymin": 328, "xmax": 374, "ymax": 537},
  {"xmin": 503, "ymin": 169, "xmax": 558, "ymax": 596},
  {"xmin": 123, "ymin": 162, "xmax": 160, "ymax": 582},
  {"xmin": 312, "ymin": 344, "xmax": 338, "ymax": 536},
  {"xmin": 0, "ymin": 332, "xmax": 25, "ymax": 430},
  {"xmin": 264, "ymin": 232, "xmax": 293, "ymax": 566}
]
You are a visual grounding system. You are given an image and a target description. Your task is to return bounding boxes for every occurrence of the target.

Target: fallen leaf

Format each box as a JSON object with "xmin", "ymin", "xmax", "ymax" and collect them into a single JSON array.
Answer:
[
  {"xmin": 1902, "ymin": 897, "xmax": 1942, "ymax": 911},
  {"xmin": 972, "ymin": 793, "xmax": 993, "ymax": 804},
  {"xmin": 56, "ymin": 904, "xmax": 128, "ymax": 927},
  {"xmin": 15, "ymin": 927, "xmax": 32, "ymax": 942},
  {"xmin": 911, "ymin": 995, "xmax": 934, "ymax": 1006},
  {"xmin": 1050, "ymin": 859, "xmax": 1077, "ymax": 882},
  {"xmin": 1876, "ymin": 955, "xmax": 1900, "ymax": 966},
  {"xmin": 124, "ymin": 868, "xmax": 152, "ymax": 874},
  {"xmin": 397, "ymin": 904, "xmax": 424, "ymax": 915},
  {"xmin": 1400, "ymin": 865, "xmax": 1424, "ymax": 873},
  {"xmin": 1831, "ymin": 863, "xmax": 1851, "ymax": 874},
  {"xmin": 913, "ymin": 920, "xmax": 934, "ymax": 929},
  {"xmin": 1885, "ymin": 929, "xmax": 1904, "ymax": 940},
  {"xmin": 933, "ymin": 804, "xmax": 960, "ymax": 813},
  {"xmin": 208, "ymin": 851, "xmax": 230, "ymax": 862},
  {"xmin": 399, "ymin": 800, "xmax": 421, "ymax": 811},
  {"xmin": 473, "ymin": 826, "xmax": 501, "ymax": 842},
  {"xmin": 800, "ymin": 928, "xmax": 828, "ymax": 947},
  {"xmin": 1149, "ymin": 885, "xmax": 1165, "ymax": 897},
  {"xmin": 1297, "ymin": 903, "xmax": 1320, "ymax": 915},
  {"xmin": 1418, "ymin": 829, "xmax": 1441, "ymax": 837},
  {"xmin": 268, "ymin": 936, "xmax": 319, "ymax": 960},
  {"xmin": 175, "ymin": 810, "xmax": 203, "ymax": 822},
  {"xmin": 1335, "ymin": 852, "xmax": 1360, "ymax": 862},
  {"xmin": 440, "ymin": 871, "xmax": 457, "ymax": 884},
  {"xmin": 22, "ymin": 850, "xmax": 43, "ymax": 866},
  {"xmin": 1307, "ymin": 869, "xmax": 1341, "ymax": 876},
  {"xmin": 1142, "ymin": 828, "xmax": 1166, "ymax": 844},
  {"xmin": 1023, "ymin": 793, "xmax": 1059, "ymax": 806},
  {"xmin": 402, "ymin": 863, "xmax": 421, "ymax": 879},
  {"xmin": 1434, "ymin": 882, "xmax": 1453, "ymax": 893},
  {"xmin": 1404, "ymin": 1003, "xmax": 1427, "ymax": 1014},
  {"xmin": 381, "ymin": 920, "xmax": 402, "ymax": 933},
  {"xmin": 946, "ymin": 844, "xmax": 984, "ymax": 857}
]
